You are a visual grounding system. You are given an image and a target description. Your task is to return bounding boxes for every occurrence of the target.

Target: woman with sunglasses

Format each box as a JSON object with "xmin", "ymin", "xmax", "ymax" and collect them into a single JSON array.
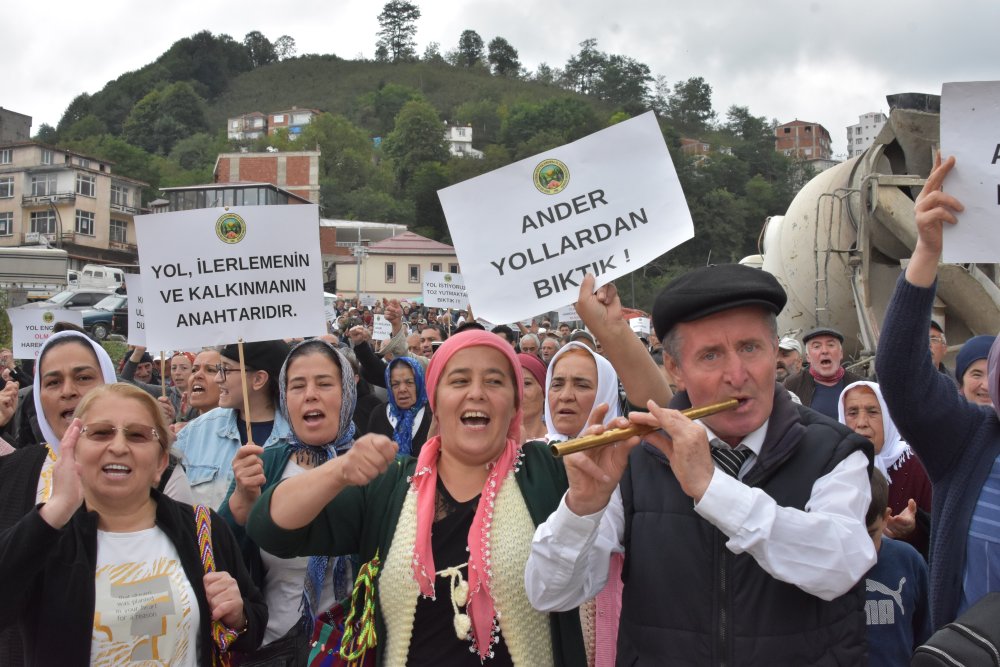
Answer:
[{"xmin": 0, "ymin": 383, "xmax": 266, "ymax": 665}]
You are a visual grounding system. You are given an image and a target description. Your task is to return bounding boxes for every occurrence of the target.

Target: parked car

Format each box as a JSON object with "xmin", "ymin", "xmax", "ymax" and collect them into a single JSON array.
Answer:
[
  {"xmin": 111, "ymin": 300, "xmax": 130, "ymax": 338},
  {"xmin": 81, "ymin": 294, "xmax": 128, "ymax": 340},
  {"xmin": 19, "ymin": 288, "xmax": 116, "ymax": 311}
]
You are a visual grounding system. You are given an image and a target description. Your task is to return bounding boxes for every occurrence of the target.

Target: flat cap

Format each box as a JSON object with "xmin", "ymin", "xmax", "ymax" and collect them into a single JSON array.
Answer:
[
  {"xmin": 652, "ymin": 264, "xmax": 786, "ymax": 337},
  {"xmin": 802, "ymin": 327, "xmax": 844, "ymax": 344}
]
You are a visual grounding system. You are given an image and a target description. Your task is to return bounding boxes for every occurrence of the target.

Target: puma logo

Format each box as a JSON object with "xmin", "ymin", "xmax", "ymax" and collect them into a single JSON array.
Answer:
[{"xmin": 866, "ymin": 577, "xmax": 906, "ymax": 614}]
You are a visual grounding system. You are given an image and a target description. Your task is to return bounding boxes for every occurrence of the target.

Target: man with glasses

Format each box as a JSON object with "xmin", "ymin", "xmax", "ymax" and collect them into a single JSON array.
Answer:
[
  {"xmin": 175, "ymin": 339, "xmax": 291, "ymax": 508},
  {"xmin": 929, "ymin": 321, "xmax": 957, "ymax": 386}
]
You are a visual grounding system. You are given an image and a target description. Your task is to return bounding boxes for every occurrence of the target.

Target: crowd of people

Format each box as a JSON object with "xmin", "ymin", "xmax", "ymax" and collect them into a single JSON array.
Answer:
[{"xmin": 0, "ymin": 155, "xmax": 997, "ymax": 664}]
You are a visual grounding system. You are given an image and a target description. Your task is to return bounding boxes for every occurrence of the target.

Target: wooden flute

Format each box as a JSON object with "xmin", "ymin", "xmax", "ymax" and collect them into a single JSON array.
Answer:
[{"xmin": 549, "ymin": 398, "xmax": 740, "ymax": 457}]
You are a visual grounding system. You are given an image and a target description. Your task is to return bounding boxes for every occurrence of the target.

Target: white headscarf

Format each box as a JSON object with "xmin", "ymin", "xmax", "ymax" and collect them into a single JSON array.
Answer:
[
  {"xmin": 543, "ymin": 341, "xmax": 622, "ymax": 441},
  {"xmin": 837, "ymin": 380, "xmax": 911, "ymax": 481},
  {"xmin": 32, "ymin": 330, "xmax": 118, "ymax": 452}
]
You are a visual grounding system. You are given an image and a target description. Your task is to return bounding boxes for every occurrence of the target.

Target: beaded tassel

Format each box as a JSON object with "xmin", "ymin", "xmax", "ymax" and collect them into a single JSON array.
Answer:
[{"xmin": 340, "ymin": 551, "xmax": 382, "ymax": 666}]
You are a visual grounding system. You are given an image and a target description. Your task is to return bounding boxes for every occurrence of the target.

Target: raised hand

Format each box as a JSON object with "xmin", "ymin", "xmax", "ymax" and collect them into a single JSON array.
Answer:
[
  {"xmin": 157, "ymin": 395, "xmax": 176, "ymax": 423},
  {"xmin": 575, "ymin": 273, "xmax": 624, "ymax": 338},
  {"xmin": 39, "ymin": 419, "xmax": 85, "ymax": 529},
  {"xmin": 913, "ymin": 154, "xmax": 963, "ymax": 257},
  {"xmin": 883, "ymin": 498, "xmax": 917, "ymax": 540},
  {"xmin": 336, "ymin": 433, "xmax": 398, "ymax": 487},
  {"xmin": 564, "ymin": 404, "xmax": 641, "ymax": 516},
  {"xmin": 0, "ymin": 380, "xmax": 18, "ymax": 428}
]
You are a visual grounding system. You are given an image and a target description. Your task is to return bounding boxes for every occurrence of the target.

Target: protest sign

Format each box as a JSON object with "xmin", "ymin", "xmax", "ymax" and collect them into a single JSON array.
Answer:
[
  {"xmin": 422, "ymin": 272, "xmax": 469, "ymax": 309},
  {"xmin": 557, "ymin": 304, "xmax": 580, "ymax": 323},
  {"xmin": 134, "ymin": 205, "xmax": 326, "ymax": 351},
  {"xmin": 372, "ymin": 314, "xmax": 392, "ymax": 341},
  {"xmin": 123, "ymin": 273, "xmax": 146, "ymax": 346},
  {"xmin": 629, "ymin": 317, "xmax": 651, "ymax": 336},
  {"xmin": 438, "ymin": 111, "xmax": 693, "ymax": 323},
  {"xmin": 8, "ymin": 307, "xmax": 83, "ymax": 359},
  {"xmin": 941, "ymin": 81, "xmax": 1000, "ymax": 262},
  {"xmin": 360, "ymin": 294, "xmax": 377, "ymax": 308}
]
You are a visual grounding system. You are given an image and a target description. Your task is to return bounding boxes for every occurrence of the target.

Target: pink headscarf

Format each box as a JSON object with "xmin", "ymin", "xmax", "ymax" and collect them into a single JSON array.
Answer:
[{"xmin": 411, "ymin": 330, "xmax": 524, "ymax": 660}]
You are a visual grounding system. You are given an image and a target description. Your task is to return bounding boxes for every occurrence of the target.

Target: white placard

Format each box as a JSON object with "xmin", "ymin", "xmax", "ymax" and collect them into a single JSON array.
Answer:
[
  {"xmin": 123, "ymin": 273, "xmax": 146, "ymax": 346},
  {"xmin": 629, "ymin": 316, "xmax": 651, "ymax": 336},
  {"xmin": 371, "ymin": 314, "xmax": 392, "ymax": 341},
  {"xmin": 324, "ymin": 306, "xmax": 338, "ymax": 324},
  {"xmin": 134, "ymin": 205, "xmax": 326, "ymax": 351},
  {"xmin": 941, "ymin": 81, "xmax": 1000, "ymax": 262},
  {"xmin": 557, "ymin": 304, "xmax": 580, "ymax": 323},
  {"xmin": 422, "ymin": 272, "xmax": 469, "ymax": 309},
  {"xmin": 8, "ymin": 307, "xmax": 84, "ymax": 359},
  {"xmin": 360, "ymin": 294, "xmax": 377, "ymax": 308},
  {"xmin": 438, "ymin": 112, "xmax": 693, "ymax": 323}
]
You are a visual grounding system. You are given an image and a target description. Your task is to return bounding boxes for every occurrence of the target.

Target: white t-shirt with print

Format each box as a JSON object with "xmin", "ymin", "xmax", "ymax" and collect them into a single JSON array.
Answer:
[{"xmin": 91, "ymin": 526, "xmax": 200, "ymax": 666}]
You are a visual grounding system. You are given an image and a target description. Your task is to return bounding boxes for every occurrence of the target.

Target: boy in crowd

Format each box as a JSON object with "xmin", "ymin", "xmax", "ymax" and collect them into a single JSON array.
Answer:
[{"xmin": 863, "ymin": 469, "xmax": 932, "ymax": 666}]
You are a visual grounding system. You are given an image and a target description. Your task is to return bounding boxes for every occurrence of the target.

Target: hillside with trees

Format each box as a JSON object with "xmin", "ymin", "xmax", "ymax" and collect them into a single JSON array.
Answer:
[{"xmin": 35, "ymin": 1, "xmax": 805, "ymax": 310}]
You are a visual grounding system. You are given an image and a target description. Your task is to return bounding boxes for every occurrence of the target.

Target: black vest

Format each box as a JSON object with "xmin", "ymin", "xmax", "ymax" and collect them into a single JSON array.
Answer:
[{"xmin": 618, "ymin": 386, "xmax": 872, "ymax": 666}]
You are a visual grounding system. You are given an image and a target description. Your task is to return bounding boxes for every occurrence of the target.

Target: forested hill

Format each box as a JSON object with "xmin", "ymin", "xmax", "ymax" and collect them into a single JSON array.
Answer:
[{"xmin": 40, "ymin": 28, "xmax": 806, "ymax": 310}]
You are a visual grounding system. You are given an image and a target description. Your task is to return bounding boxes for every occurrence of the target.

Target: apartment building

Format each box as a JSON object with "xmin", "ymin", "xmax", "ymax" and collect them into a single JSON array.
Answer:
[
  {"xmin": 846, "ymin": 111, "xmax": 888, "ymax": 158},
  {"xmin": 213, "ymin": 150, "xmax": 320, "ymax": 204},
  {"xmin": 0, "ymin": 142, "xmax": 147, "ymax": 268},
  {"xmin": 774, "ymin": 120, "xmax": 833, "ymax": 160}
]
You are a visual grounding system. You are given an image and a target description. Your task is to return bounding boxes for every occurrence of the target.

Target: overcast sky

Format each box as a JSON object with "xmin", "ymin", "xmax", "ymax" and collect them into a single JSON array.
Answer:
[{"xmin": 6, "ymin": 0, "xmax": 998, "ymax": 157}]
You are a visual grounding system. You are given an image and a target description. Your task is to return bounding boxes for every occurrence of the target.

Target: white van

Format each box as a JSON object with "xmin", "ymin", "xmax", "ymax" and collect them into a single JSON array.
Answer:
[{"xmin": 67, "ymin": 264, "xmax": 126, "ymax": 290}]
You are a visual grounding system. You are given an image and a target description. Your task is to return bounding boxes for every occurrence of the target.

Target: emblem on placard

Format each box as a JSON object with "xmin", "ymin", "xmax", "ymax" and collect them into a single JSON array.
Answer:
[
  {"xmin": 444, "ymin": 274, "xmax": 453, "ymax": 283},
  {"xmin": 42, "ymin": 311, "xmax": 54, "ymax": 324},
  {"xmin": 216, "ymin": 213, "xmax": 247, "ymax": 244},
  {"xmin": 533, "ymin": 159, "xmax": 569, "ymax": 195}
]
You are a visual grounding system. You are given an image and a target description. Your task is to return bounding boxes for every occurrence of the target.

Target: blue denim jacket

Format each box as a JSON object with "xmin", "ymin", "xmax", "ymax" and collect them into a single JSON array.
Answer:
[{"xmin": 174, "ymin": 407, "xmax": 292, "ymax": 511}]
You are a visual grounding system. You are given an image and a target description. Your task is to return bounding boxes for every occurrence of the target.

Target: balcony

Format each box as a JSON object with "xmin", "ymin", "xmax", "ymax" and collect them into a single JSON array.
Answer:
[
  {"xmin": 110, "ymin": 201, "xmax": 140, "ymax": 215},
  {"xmin": 109, "ymin": 239, "xmax": 138, "ymax": 253},
  {"xmin": 22, "ymin": 192, "xmax": 76, "ymax": 206}
]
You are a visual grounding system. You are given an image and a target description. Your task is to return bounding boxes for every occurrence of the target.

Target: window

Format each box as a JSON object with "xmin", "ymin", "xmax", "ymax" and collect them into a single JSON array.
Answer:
[
  {"xmin": 385, "ymin": 262, "xmax": 396, "ymax": 283},
  {"xmin": 110, "ymin": 219, "xmax": 127, "ymax": 244},
  {"xmin": 75, "ymin": 210, "xmax": 95, "ymax": 235},
  {"xmin": 457, "ymin": 128, "xmax": 466, "ymax": 137},
  {"xmin": 0, "ymin": 148, "xmax": 11, "ymax": 164},
  {"xmin": 232, "ymin": 120, "xmax": 240, "ymax": 129},
  {"xmin": 783, "ymin": 128, "xmax": 791, "ymax": 134},
  {"xmin": 76, "ymin": 173, "xmax": 95, "ymax": 197},
  {"xmin": 0, "ymin": 212, "xmax": 11, "ymax": 236},
  {"xmin": 0, "ymin": 177, "xmax": 12, "ymax": 198},
  {"xmin": 273, "ymin": 114, "xmax": 285, "ymax": 123},
  {"xmin": 449, "ymin": 263, "xmax": 459, "ymax": 273},
  {"xmin": 30, "ymin": 173, "xmax": 58, "ymax": 197},
  {"xmin": 41, "ymin": 149, "xmax": 53, "ymax": 165},
  {"xmin": 77, "ymin": 158, "xmax": 90, "ymax": 169},
  {"xmin": 409, "ymin": 264, "xmax": 420, "ymax": 283},
  {"xmin": 30, "ymin": 210, "xmax": 57, "ymax": 235},
  {"xmin": 111, "ymin": 184, "xmax": 128, "ymax": 207},
  {"xmin": 804, "ymin": 126, "xmax": 812, "ymax": 133},
  {"xmin": 431, "ymin": 263, "xmax": 442, "ymax": 272}
]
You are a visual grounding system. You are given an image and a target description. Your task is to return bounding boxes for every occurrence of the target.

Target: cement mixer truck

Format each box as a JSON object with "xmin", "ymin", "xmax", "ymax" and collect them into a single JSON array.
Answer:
[{"xmin": 749, "ymin": 93, "xmax": 1000, "ymax": 374}]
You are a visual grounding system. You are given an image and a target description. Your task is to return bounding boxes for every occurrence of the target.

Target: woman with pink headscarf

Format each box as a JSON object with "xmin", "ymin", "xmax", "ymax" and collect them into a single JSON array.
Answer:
[{"xmin": 248, "ymin": 330, "xmax": 596, "ymax": 665}]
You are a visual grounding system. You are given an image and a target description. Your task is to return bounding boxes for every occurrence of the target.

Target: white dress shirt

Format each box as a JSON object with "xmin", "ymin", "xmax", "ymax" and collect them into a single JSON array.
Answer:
[{"xmin": 525, "ymin": 419, "xmax": 876, "ymax": 612}]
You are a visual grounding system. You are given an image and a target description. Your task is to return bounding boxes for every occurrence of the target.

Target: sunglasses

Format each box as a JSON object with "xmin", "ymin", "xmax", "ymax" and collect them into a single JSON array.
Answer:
[{"xmin": 80, "ymin": 423, "xmax": 160, "ymax": 445}]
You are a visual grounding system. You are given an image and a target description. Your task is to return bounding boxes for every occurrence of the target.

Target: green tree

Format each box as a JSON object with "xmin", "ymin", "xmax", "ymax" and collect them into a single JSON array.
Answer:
[
  {"xmin": 456, "ymin": 29, "xmax": 485, "ymax": 68},
  {"xmin": 407, "ymin": 162, "xmax": 451, "ymax": 240},
  {"xmin": 453, "ymin": 99, "xmax": 501, "ymax": 147},
  {"xmin": 364, "ymin": 83, "xmax": 422, "ymax": 138},
  {"xmin": 243, "ymin": 31, "xmax": 277, "ymax": 68},
  {"xmin": 422, "ymin": 41, "xmax": 445, "ymax": 64},
  {"xmin": 667, "ymin": 76, "xmax": 716, "ymax": 136},
  {"xmin": 122, "ymin": 81, "xmax": 208, "ymax": 155},
  {"xmin": 274, "ymin": 35, "xmax": 297, "ymax": 60},
  {"xmin": 299, "ymin": 113, "xmax": 376, "ymax": 191},
  {"xmin": 62, "ymin": 114, "xmax": 107, "ymax": 142},
  {"xmin": 57, "ymin": 93, "xmax": 94, "ymax": 137},
  {"xmin": 500, "ymin": 97, "xmax": 601, "ymax": 152},
  {"xmin": 169, "ymin": 132, "xmax": 226, "ymax": 170},
  {"xmin": 375, "ymin": 0, "xmax": 421, "ymax": 63},
  {"xmin": 383, "ymin": 99, "xmax": 449, "ymax": 187},
  {"xmin": 562, "ymin": 38, "xmax": 606, "ymax": 95},
  {"xmin": 533, "ymin": 63, "xmax": 559, "ymax": 85},
  {"xmin": 594, "ymin": 54, "xmax": 652, "ymax": 110},
  {"xmin": 34, "ymin": 124, "xmax": 58, "ymax": 143},
  {"xmin": 487, "ymin": 37, "xmax": 521, "ymax": 77}
]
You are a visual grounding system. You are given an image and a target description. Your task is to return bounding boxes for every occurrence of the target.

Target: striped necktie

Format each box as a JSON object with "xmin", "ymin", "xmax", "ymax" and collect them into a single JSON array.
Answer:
[{"xmin": 711, "ymin": 443, "xmax": 751, "ymax": 478}]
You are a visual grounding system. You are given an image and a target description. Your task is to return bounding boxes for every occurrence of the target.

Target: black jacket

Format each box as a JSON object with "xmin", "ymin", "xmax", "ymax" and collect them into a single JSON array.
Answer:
[
  {"xmin": 366, "ymin": 403, "xmax": 433, "ymax": 458},
  {"xmin": 0, "ymin": 490, "xmax": 267, "ymax": 666},
  {"xmin": 617, "ymin": 385, "xmax": 873, "ymax": 666}
]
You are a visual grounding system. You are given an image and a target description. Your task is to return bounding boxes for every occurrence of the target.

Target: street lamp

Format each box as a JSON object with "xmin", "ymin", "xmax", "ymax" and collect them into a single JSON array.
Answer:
[{"xmin": 352, "ymin": 244, "xmax": 369, "ymax": 300}]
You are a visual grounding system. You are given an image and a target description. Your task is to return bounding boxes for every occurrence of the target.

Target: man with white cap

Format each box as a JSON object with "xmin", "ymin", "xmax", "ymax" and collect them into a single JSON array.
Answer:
[{"xmin": 776, "ymin": 336, "xmax": 803, "ymax": 382}]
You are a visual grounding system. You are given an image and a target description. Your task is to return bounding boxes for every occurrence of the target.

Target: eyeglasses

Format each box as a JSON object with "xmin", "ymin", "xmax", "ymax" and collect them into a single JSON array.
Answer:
[
  {"xmin": 929, "ymin": 336, "xmax": 946, "ymax": 345},
  {"xmin": 213, "ymin": 364, "xmax": 243, "ymax": 382},
  {"xmin": 81, "ymin": 423, "xmax": 160, "ymax": 445}
]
